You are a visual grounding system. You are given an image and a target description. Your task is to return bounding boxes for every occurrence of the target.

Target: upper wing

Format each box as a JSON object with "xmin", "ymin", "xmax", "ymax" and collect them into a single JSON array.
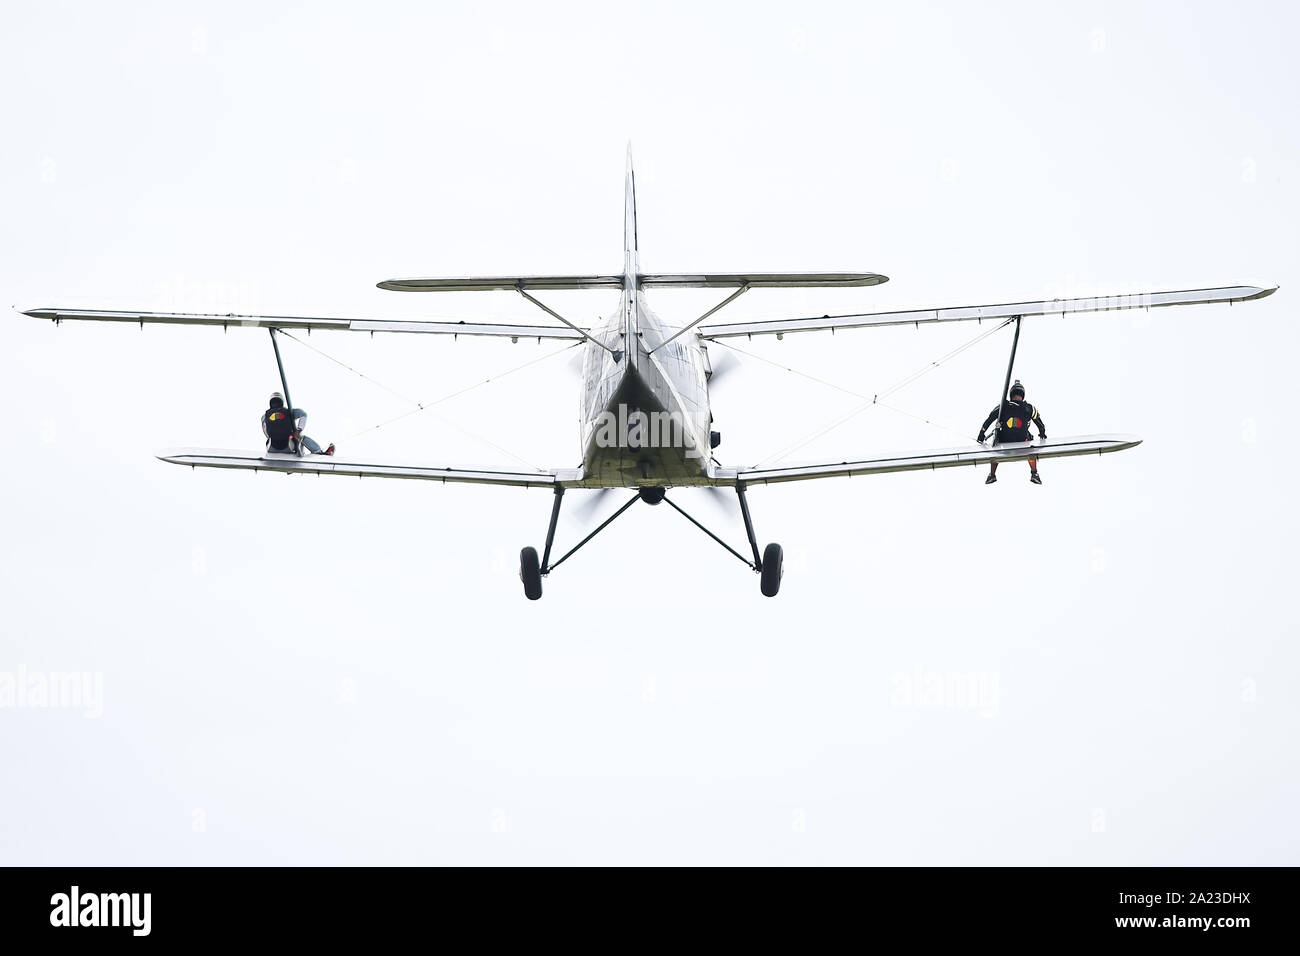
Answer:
[
  {"xmin": 698, "ymin": 285, "xmax": 1276, "ymax": 340},
  {"xmin": 21, "ymin": 308, "xmax": 584, "ymax": 341},
  {"xmin": 160, "ymin": 448, "xmax": 580, "ymax": 488},
  {"xmin": 711, "ymin": 434, "xmax": 1139, "ymax": 486}
]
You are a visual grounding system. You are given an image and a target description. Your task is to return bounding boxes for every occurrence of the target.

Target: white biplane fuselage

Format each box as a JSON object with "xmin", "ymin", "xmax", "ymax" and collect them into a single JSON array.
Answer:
[{"xmin": 578, "ymin": 164, "xmax": 713, "ymax": 487}]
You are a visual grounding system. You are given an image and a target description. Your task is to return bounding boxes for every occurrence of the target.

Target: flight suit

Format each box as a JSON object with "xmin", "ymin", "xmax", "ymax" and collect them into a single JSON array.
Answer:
[
  {"xmin": 980, "ymin": 399, "xmax": 1046, "ymax": 443},
  {"xmin": 262, "ymin": 406, "xmax": 323, "ymax": 454}
]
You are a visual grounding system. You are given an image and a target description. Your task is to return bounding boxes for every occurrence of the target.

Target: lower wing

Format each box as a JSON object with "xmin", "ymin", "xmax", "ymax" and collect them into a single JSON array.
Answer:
[
  {"xmin": 159, "ymin": 448, "xmax": 577, "ymax": 488},
  {"xmin": 161, "ymin": 436, "xmax": 1135, "ymax": 489},
  {"xmin": 711, "ymin": 434, "xmax": 1139, "ymax": 486}
]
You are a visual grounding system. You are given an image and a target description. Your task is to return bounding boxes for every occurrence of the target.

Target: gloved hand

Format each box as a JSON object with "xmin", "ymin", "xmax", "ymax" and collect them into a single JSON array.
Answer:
[{"xmin": 976, "ymin": 433, "xmax": 987, "ymax": 443}]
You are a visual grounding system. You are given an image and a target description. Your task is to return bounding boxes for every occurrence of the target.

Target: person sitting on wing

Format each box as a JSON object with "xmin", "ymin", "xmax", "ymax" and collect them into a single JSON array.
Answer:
[
  {"xmin": 262, "ymin": 391, "xmax": 334, "ymax": 456},
  {"xmin": 976, "ymin": 379, "xmax": 1045, "ymax": 485}
]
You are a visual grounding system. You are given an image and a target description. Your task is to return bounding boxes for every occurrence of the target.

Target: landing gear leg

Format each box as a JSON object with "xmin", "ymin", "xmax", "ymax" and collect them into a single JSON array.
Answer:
[
  {"xmin": 520, "ymin": 486, "xmax": 564, "ymax": 601},
  {"xmin": 737, "ymin": 481, "xmax": 784, "ymax": 597},
  {"xmin": 540, "ymin": 486, "xmax": 564, "ymax": 573}
]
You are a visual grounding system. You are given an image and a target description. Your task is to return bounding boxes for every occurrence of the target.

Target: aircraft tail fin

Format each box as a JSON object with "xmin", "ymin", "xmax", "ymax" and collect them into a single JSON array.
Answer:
[{"xmin": 624, "ymin": 143, "xmax": 638, "ymax": 274}]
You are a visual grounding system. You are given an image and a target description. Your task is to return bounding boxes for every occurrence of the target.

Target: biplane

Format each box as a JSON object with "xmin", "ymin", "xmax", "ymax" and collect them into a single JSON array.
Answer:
[{"xmin": 22, "ymin": 148, "xmax": 1276, "ymax": 598}]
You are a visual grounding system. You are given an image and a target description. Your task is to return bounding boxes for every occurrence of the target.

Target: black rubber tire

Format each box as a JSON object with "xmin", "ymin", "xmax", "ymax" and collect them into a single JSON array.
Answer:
[
  {"xmin": 760, "ymin": 542, "xmax": 783, "ymax": 597},
  {"xmin": 520, "ymin": 546, "xmax": 543, "ymax": 601}
]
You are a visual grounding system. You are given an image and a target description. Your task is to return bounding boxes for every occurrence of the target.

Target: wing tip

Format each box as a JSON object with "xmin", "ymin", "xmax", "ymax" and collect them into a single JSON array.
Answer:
[
  {"xmin": 158, "ymin": 447, "xmax": 199, "ymax": 465},
  {"xmin": 1099, "ymin": 433, "xmax": 1143, "ymax": 452}
]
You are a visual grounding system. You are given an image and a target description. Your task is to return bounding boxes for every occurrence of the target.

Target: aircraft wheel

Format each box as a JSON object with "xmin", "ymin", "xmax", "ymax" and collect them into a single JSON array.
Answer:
[
  {"xmin": 520, "ymin": 547, "xmax": 543, "ymax": 601},
  {"xmin": 760, "ymin": 543, "xmax": 784, "ymax": 597}
]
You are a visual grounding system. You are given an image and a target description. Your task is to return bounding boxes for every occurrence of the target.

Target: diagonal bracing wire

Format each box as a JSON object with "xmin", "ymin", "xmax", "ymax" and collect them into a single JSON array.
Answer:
[
  {"xmin": 870, "ymin": 398, "xmax": 971, "ymax": 443},
  {"xmin": 345, "ymin": 341, "xmax": 582, "ymax": 439},
  {"xmin": 713, "ymin": 317, "xmax": 1015, "ymax": 467},
  {"xmin": 276, "ymin": 331, "xmax": 583, "ymax": 470},
  {"xmin": 277, "ymin": 329, "xmax": 426, "ymax": 407}
]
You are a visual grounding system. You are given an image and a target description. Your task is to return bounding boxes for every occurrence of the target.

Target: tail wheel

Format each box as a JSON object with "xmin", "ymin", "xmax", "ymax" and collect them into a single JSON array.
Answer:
[
  {"xmin": 520, "ymin": 546, "xmax": 543, "ymax": 601},
  {"xmin": 760, "ymin": 542, "xmax": 784, "ymax": 597}
]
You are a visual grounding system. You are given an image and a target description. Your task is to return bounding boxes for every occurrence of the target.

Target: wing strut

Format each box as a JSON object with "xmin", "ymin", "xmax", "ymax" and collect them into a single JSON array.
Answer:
[
  {"xmin": 993, "ymin": 316, "xmax": 1023, "ymax": 441},
  {"xmin": 652, "ymin": 284, "xmax": 750, "ymax": 353},
  {"xmin": 540, "ymin": 486, "xmax": 565, "ymax": 572},
  {"xmin": 516, "ymin": 288, "xmax": 616, "ymax": 355},
  {"xmin": 268, "ymin": 328, "xmax": 301, "ymax": 450}
]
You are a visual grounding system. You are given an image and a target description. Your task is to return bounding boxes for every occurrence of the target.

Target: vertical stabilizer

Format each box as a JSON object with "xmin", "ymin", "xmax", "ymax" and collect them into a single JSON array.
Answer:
[{"xmin": 624, "ymin": 143, "xmax": 639, "ymax": 277}]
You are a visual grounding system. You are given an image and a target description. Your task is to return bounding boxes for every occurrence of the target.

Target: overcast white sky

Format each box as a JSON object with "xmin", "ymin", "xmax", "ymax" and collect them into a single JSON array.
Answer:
[{"xmin": 2, "ymin": 0, "xmax": 1296, "ymax": 864}]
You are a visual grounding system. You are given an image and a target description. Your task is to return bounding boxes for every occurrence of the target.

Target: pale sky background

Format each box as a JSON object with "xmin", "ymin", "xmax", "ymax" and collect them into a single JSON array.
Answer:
[{"xmin": 1, "ymin": 0, "xmax": 1296, "ymax": 864}]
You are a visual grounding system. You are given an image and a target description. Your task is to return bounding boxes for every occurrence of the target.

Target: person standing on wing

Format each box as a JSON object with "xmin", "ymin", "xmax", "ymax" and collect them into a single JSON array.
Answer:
[
  {"xmin": 262, "ymin": 391, "xmax": 334, "ymax": 456},
  {"xmin": 977, "ymin": 380, "xmax": 1045, "ymax": 484}
]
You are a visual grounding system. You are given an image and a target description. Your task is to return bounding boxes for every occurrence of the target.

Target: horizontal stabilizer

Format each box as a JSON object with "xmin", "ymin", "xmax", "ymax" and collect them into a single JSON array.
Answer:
[
  {"xmin": 375, "ymin": 272, "xmax": 889, "ymax": 291},
  {"xmin": 158, "ymin": 448, "xmax": 570, "ymax": 488},
  {"xmin": 641, "ymin": 273, "xmax": 888, "ymax": 289},
  {"xmin": 711, "ymin": 434, "xmax": 1140, "ymax": 486},
  {"xmin": 377, "ymin": 276, "xmax": 623, "ymax": 292}
]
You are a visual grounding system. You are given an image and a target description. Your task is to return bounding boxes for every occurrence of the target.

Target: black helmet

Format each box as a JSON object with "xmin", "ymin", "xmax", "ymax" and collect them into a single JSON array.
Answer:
[
  {"xmin": 269, "ymin": 391, "xmax": 285, "ymax": 409},
  {"xmin": 1009, "ymin": 380, "xmax": 1026, "ymax": 400}
]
